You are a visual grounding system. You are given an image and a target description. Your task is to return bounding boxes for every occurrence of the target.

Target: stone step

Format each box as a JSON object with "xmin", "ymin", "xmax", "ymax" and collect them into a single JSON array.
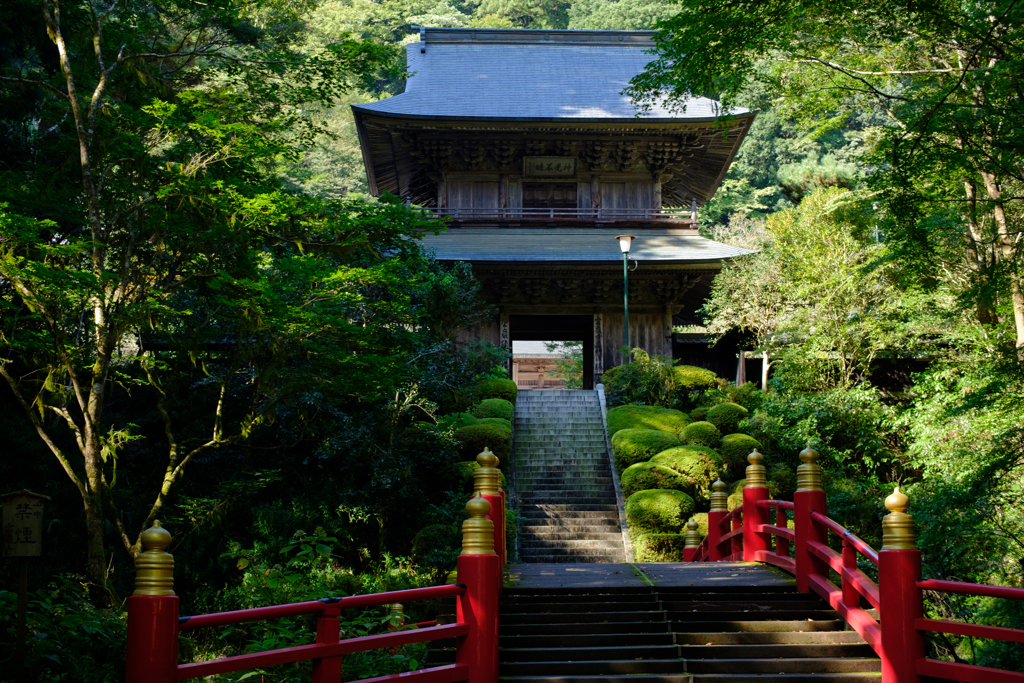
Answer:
[
  {"xmin": 518, "ymin": 504, "xmax": 619, "ymax": 513},
  {"xmin": 515, "ymin": 550, "xmax": 628, "ymax": 563},
  {"xmin": 520, "ymin": 538, "xmax": 625, "ymax": 548}
]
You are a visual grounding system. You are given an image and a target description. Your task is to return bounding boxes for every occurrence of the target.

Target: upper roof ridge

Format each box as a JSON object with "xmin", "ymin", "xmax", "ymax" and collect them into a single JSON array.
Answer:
[{"xmin": 413, "ymin": 27, "xmax": 656, "ymax": 47}]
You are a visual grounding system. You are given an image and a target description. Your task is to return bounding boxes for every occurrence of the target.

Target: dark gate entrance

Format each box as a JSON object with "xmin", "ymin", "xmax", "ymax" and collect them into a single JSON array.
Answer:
[{"xmin": 510, "ymin": 314, "xmax": 594, "ymax": 390}]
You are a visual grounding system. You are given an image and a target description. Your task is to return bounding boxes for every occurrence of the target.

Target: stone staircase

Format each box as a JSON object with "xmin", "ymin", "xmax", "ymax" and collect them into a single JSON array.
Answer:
[
  {"xmin": 513, "ymin": 390, "xmax": 626, "ymax": 563},
  {"xmin": 499, "ymin": 585, "xmax": 881, "ymax": 683}
]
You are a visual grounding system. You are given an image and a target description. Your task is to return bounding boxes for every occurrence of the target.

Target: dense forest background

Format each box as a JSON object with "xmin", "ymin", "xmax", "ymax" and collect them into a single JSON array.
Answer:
[{"xmin": 1, "ymin": 0, "xmax": 1023, "ymax": 678}]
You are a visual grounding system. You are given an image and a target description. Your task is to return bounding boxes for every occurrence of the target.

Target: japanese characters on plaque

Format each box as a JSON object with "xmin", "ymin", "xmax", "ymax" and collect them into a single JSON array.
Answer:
[
  {"xmin": 2, "ymin": 492, "xmax": 49, "ymax": 557},
  {"xmin": 524, "ymin": 157, "xmax": 576, "ymax": 178}
]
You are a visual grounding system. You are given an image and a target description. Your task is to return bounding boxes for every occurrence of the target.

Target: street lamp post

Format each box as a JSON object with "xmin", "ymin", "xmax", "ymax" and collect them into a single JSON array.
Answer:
[{"xmin": 615, "ymin": 235, "xmax": 635, "ymax": 357}]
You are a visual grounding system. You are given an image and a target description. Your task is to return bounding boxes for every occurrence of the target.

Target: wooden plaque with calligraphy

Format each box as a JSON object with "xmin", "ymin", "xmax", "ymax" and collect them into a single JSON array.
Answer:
[
  {"xmin": 2, "ymin": 491, "xmax": 49, "ymax": 557},
  {"xmin": 523, "ymin": 157, "xmax": 576, "ymax": 177}
]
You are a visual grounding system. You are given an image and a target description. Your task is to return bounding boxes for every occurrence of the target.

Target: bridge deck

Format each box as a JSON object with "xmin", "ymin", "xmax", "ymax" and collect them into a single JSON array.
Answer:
[{"xmin": 506, "ymin": 562, "xmax": 796, "ymax": 589}]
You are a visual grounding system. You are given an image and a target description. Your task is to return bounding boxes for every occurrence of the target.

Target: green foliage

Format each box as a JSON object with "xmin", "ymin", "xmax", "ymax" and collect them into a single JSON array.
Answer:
[
  {"xmin": 621, "ymin": 462, "xmax": 690, "ymax": 498},
  {"xmin": 706, "ymin": 403, "xmax": 749, "ymax": 435},
  {"xmin": 689, "ymin": 406, "xmax": 710, "ymax": 422},
  {"xmin": 568, "ymin": 0, "xmax": 677, "ymax": 30},
  {"xmin": 602, "ymin": 350, "xmax": 675, "ymax": 407},
  {"xmin": 0, "ymin": 575, "xmax": 125, "ymax": 683},
  {"xmin": 411, "ymin": 524, "xmax": 460, "ymax": 584},
  {"xmin": 469, "ymin": 398, "xmax": 515, "ymax": 421},
  {"xmin": 437, "ymin": 413, "xmax": 481, "ymax": 432},
  {"xmin": 450, "ymin": 461, "xmax": 507, "ymax": 491},
  {"xmin": 681, "ymin": 421, "xmax": 722, "ymax": 449},
  {"xmin": 545, "ymin": 340, "xmax": 584, "ymax": 390},
  {"xmin": 632, "ymin": 533, "xmax": 688, "ymax": 562},
  {"xmin": 453, "ymin": 423, "xmax": 512, "ymax": 463},
  {"xmin": 610, "ymin": 428, "xmax": 681, "ymax": 474},
  {"xmin": 768, "ymin": 463, "xmax": 798, "ymax": 501},
  {"xmin": 727, "ymin": 479, "xmax": 745, "ymax": 510},
  {"xmin": 605, "ymin": 405, "xmax": 692, "ymax": 438},
  {"xmin": 672, "ymin": 365, "xmax": 720, "ymax": 392},
  {"xmin": 650, "ymin": 446, "xmax": 723, "ymax": 508},
  {"xmin": 466, "ymin": 378, "xmax": 519, "ymax": 405},
  {"xmin": 477, "ymin": 417, "xmax": 512, "ymax": 430},
  {"xmin": 625, "ymin": 489, "xmax": 695, "ymax": 534},
  {"xmin": 691, "ymin": 512, "xmax": 709, "ymax": 537},
  {"xmin": 719, "ymin": 434, "xmax": 763, "ymax": 475}
]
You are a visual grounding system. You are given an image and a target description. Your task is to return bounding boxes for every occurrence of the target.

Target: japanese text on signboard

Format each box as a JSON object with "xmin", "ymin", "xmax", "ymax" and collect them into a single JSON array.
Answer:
[{"xmin": 524, "ymin": 157, "xmax": 576, "ymax": 177}]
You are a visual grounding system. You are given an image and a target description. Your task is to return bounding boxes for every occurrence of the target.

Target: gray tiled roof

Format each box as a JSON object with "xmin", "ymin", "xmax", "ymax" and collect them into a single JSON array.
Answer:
[
  {"xmin": 355, "ymin": 29, "xmax": 744, "ymax": 121},
  {"xmin": 420, "ymin": 229, "xmax": 755, "ymax": 264}
]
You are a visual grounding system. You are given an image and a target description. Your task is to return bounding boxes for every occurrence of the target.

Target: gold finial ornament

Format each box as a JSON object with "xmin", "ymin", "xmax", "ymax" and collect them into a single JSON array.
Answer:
[
  {"xmin": 460, "ymin": 492, "xmax": 496, "ymax": 556},
  {"xmin": 881, "ymin": 486, "xmax": 916, "ymax": 550},
  {"xmin": 745, "ymin": 449, "xmax": 767, "ymax": 488},
  {"xmin": 133, "ymin": 520, "xmax": 175, "ymax": 596},
  {"xmin": 796, "ymin": 445, "xmax": 823, "ymax": 491},
  {"xmin": 709, "ymin": 479, "xmax": 728, "ymax": 511},
  {"xmin": 474, "ymin": 448, "xmax": 502, "ymax": 495},
  {"xmin": 684, "ymin": 519, "xmax": 702, "ymax": 548}
]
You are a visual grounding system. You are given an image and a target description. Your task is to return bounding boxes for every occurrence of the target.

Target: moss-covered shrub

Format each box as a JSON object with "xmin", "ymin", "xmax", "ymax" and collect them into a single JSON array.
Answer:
[
  {"xmin": 720, "ymin": 433, "xmax": 763, "ymax": 474},
  {"xmin": 606, "ymin": 404, "xmax": 692, "ymax": 437},
  {"xmin": 610, "ymin": 428, "xmax": 681, "ymax": 473},
  {"xmin": 467, "ymin": 378, "xmax": 518, "ymax": 404},
  {"xmin": 650, "ymin": 446, "xmax": 723, "ymax": 507},
  {"xmin": 454, "ymin": 423, "xmax": 511, "ymax": 463},
  {"xmin": 477, "ymin": 417, "xmax": 512, "ymax": 430},
  {"xmin": 411, "ymin": 524, "xmax": 460, "ymax": 583},
  {"xmin": 625, "ymin": 489, "xmax": 695, "ymax": 534},
  {"xmin": 620, "ymin": 462, "xmax": 689, "ymax": 498},
  {"xmin": 437, "ymin": 412, "xmax": 479, "ymax": 432},
  {"xmin": 681, "ymin": 421, "xmax": 721, "ymax": 449},
  {"xmin": 633, "ymin": 533, "xmax": 688, "ymax": 562},
  {"xmin": 470, "ymin": 398, "xmax": 514, "ymax": 421},
  {"xmin": 706, "ymin": 402, "xmax": 749, "ymax": 435},
  {"xmin": 689, "ymin": 406, "xmax": 709, "ymax": 422}
]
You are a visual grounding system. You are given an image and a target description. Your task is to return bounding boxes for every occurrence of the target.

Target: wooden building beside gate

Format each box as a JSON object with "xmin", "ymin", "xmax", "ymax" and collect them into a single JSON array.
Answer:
[{"xmin": 353, "ymin": 28, "xmax": 755, "ymax": 389}]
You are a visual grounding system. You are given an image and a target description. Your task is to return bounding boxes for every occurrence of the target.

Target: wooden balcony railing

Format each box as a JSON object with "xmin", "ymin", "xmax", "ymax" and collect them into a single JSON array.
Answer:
[{"xmin": 429, "ymin": 207, "xmax": 697, "ymax": 223}]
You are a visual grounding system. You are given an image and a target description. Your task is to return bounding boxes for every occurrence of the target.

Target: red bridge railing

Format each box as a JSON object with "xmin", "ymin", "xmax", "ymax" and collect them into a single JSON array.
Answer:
[
  {"xmin": 683, "ymin": 447, "xmax": 1024, "ymax": 683},
  {"xmin": 125, "ymin": 447, "xmax": 507, "ymax": 683}
]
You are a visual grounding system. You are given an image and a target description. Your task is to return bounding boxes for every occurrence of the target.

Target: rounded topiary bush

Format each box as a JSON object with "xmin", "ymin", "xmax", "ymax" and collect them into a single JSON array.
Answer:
[
  {"xmin": 632, "ymin": 533, "xmax": 688, "ymax": 562},
  {"xmin": 610, "ymin": 428, "xmax": 681, "ymax": 473},
  {"xmin": 411, "ymin": 524, "xmax": 460, "ymax": 582},
  {"xmin": 650, "ymin": 446, "xmax": 723, "ymax": 507},
  {"xmin": 437, "ymin": 412, "xmax": 480, "ymax": 432},
  {"xmin": 454, "ymin": 423, "xmax": 511, "ymax": 463},
  {"xmin": 477, "ymin": 417, "xmax": 512, "ymax": 430},
  {"xmin": 606, "ymin": 404, "xmax": 692, "ymax": 437},
  {"xmin": 681, "ymin": 421, "xmax": 721, "ymax": 449},
  {"xmin": 466, "ymin": 378, "xmax": 518, "ymax": 404},
  {"xmin": 720, "ymin": 433, "xmax": 763, "ymax": 474},
  {"xmin": 689, "ymin": 406, "xmax": 710, "ymax": 422},
  {"xmin": 626, "ymin": 489, "xmax": 695, "ymax": 534},
  {"xmin": 672, "ymin": 365, "xmax": 719, "ymax": 391},
  {"xmin": 470, "ymin": 398, "xmax": 514, "ymax": 421},
  {"xmin": 705, "ymin": 402, "xmax": 749, "ymax": 435},
  {"xmin": 620, "ymin": 462, "xmax": 689, "ymax": 498}
]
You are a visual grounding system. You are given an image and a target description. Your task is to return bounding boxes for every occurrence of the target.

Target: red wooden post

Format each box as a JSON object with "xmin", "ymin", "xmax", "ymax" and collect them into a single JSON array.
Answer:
[
  {"xmin": 456, "ymin": 494, "xmax": 500, "ymax": 683},
  {"xmin": 776, "ymin": 507, "xmax": 790, "ymax": 557},
  {"xmin": 742, "ymin": 450, "xmax": 769, "ymax": 562},
  {"xmin": 878, "ymin": 487, "xmax": 924, "ymax": 683},
  {"xmin": 841, "ymin": 540, "xmax": 859, "ymax": 608},
  {"xmin": 473, "ymin": 448, "xmax": 504, "ymax": 593},
  {"xmin": 707, "ymin": 480, "xmax": 728, "ymax": 561},
  {"xmin": 793, "ymin": 446, "xmax": 827, "ymax": 593},
  {"xmin": 731, "ymin": 513, "xmax": 743, "ymax": 559},
  {"xmin": 125, "ymin": 522, "xmax": 179, "ymax": 683},
  {"xmin": 683, "ymin": 519, "xmax": 701, "ymax": 562},
  {"xmin": 311, "ymin": 605, "xmax": 342, "ymax": 683}
]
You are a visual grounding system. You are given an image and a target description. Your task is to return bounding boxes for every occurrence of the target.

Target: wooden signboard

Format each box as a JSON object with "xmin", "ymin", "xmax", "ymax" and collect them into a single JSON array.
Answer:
[
  {"xmin": 524, "ymin": 157, "xmax": 576, "ymax": 177},
  {"xmin": 2, "ymin": 491, "xmax": 49, "ymax": 557}
]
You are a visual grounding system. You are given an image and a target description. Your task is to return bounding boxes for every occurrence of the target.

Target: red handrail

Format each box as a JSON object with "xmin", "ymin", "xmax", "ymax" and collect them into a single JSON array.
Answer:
[{"xmin": 917, "ymin": 579, "xmax": 1024, "ymax": 600}]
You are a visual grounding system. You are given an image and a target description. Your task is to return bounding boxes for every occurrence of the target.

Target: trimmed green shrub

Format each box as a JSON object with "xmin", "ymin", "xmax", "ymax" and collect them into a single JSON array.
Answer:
[
  {"xmin": 706, "ymin": 402, "xmax": 749, "ymax": 435},
  {"xmin": 467, "ymin": 378, "xmax": 518, "ymax": 404},
  {"xmin": 454, "ymin": 423, "xmax": 511, "ymax": 463},
  {"xmin": 720, "ymin": 433, "xmax": 763, "ymax": 474},
  {"xmin": 611, "ymin": 428, "xmax": 681, "ymax": 473},
  {"xmin": 621, "ymin": 462, "xmax": 689, "ymax": 498},
  {"xmin": 477, "ymin": 417, "xmax": 512, "ymax": 430},
  {"xmin": 437, "ymin": 412, "xmax": 479, "ymax": 432},
  {"xmin": 625, "ymin": 489, "xmax": 695, "ymax": 534},
  {"xmin": 606, "ymin": 404, "xmax": 692, "ymax": 437},
  {"xmin": 727, "ymin": 479, "xmax": 746, "ymax": 510},
  {"xmin": 411, "ymin": 524, "xmax": 460, "ymax": 583},
  {"xmin": 470, "ymin": 398, "xmax": 514, "ymax": 421},
  {"xmin": 633, "ymin": 533, "xmax": 688, "ymax": 562},
  {"xmin": 650, "ymin": 446, "xmax": 723, "ymax": 507},
  {"xmin": 672, "ymin": 365, "xmax": 719, "ymax": 391},
  {"xmin": 689, "ymin": 406, "xmax": 709, "ymax": 421},
  {"xmin": 681, "ymin": 421, "xmax": 721, "ymax": 449}
]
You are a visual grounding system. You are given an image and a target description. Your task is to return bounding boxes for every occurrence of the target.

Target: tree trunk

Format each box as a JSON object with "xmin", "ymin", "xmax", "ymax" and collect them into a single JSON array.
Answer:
[
  {"xmin": 980, "ymin": 171, "xmax": 1024, "ymax": 351},
  {"xmin": 963, "ymin": 179, "xmax": 997, "ymax": 326},
  {"xmin": 761, "ymin": 351, "xmax": 770, "ymax": 392}
]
